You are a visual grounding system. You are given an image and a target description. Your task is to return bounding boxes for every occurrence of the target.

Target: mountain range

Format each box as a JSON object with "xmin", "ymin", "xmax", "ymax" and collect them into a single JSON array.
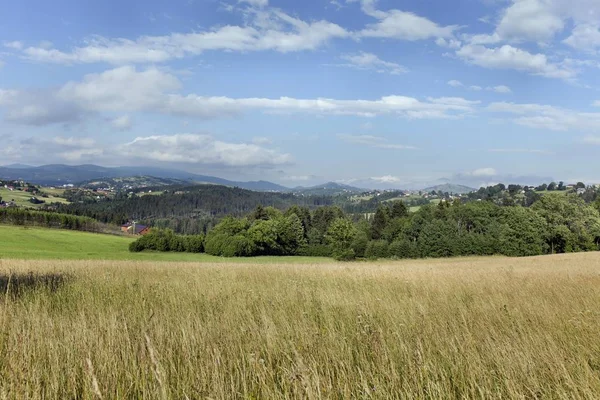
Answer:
[
  {"xmin": 0, "ymin": 164, "xmax": 370, "ymax": 193},
  {"xmin": 0, "ymin": 164, "xmax": 290, "ymax": 191}
]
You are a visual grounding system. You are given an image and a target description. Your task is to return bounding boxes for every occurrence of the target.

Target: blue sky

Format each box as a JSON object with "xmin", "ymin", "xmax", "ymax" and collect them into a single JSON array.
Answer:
[{"xmin": 1, "ymin": 0, "xmax": 600, "ymax": 188}]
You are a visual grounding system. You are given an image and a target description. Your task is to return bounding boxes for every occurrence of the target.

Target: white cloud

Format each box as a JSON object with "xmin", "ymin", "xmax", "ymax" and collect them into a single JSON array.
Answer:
[
  {"xmin": 359, "ymin": 9, "xmax": 458, "ymax": 41},
  {"xmin": 111, "ymin": 115, "xmax": 132, "ymax": 130},
  {"xmin": 456, "ymin": 44, "xmax": 575, "ymax": 79},
  {"xmin": 239, "ymin": 0, "xmax": 269, "ymax": 7},
  {"xmin": 348, "ymin": 0, "xmax": 458, "ymax": 41},
  {"xmin": 58, "ymin": 66, "xmax": 181, "ymax": 111},
  {"xmin": 15, "ymin": 136, "xmax": 103, "ymax": 162},
  {"xmin": 593, "ymin": 100, "xmax": 600, "ymax": 107},
  {"xmin": 488, "ymin": 101, "xmax": 600, "ymax": 131},
  {"xmin": 337, "ymin": 52, "xmax": 408, "ymax": 75},
  {"xmin": 489, "ymin": 85, "xmax": 512, "ymax": 93},
  {"xmin": 121, "ymin": 134, "xmax": 291, "ymax": 167},
  {"xmin": 19, "ymin": 10, "xmax": 349, "ymax": 65},
  {"xmin": 564, "ymin": 24, "xmax": 600, "ymax": 52},
  {"xmin": 0, "ymin": 66, "xmax": 479, "ymax": 126},
  {"xmin": 3, "ymin": 133, "xmax": 290, "ymax": 168},
  {"xmin": 435, "ymin": 37, "xmax": 462, "ymax": 48},
  {"xmin": 448, "ymin": 80, "xmax": 512, "ymax": 94},
  {"xmin": 496, "ymin": 0, "xmax": 564, "ymax": 43},
  {"xmin": 337, "ymin": 134, "xmax": 417, "ymax": 149},
  {"xmin": 3, "ymin": 41, "xmax": 23, "ymax": 50},
  {"xmin": 471, "ymin": 167, "xmax": 497, "ymax": 177}
]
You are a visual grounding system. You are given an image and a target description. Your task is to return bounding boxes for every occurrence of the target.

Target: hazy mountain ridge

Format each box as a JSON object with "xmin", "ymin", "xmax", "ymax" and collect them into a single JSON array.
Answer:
[
  {"xmin": 423, "ymin": 183, "xmax": 476, "ymax": 194},
  {"xmin": 0, "ymin": 164, "xmax": 288, "ymax": 192}
]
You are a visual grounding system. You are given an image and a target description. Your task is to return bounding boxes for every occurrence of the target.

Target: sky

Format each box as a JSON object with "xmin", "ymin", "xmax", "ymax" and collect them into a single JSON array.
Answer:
[{"xmin": 1, "ymin": 0, "xmax": 600, "ymax": 189}]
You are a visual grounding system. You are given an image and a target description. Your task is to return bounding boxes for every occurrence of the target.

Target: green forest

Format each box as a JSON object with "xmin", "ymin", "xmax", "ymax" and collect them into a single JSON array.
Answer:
[{"xmin": 130, "ymin": 194, "xmax": 600, "ymax": 260}]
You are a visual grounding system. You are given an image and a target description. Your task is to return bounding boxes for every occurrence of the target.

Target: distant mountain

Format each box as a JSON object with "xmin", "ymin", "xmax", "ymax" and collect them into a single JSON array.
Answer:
[
  {"xmin": 423, "ymin": 183, "xmax": 476, "ymax": 194},
  {"xmin": 0, "ymin": 164, "xmax": 289, "ymax": 192},
  {"xmin": 2, "ymin": 163, "xmax": 35, "ymax": 169},
  {"xmin": 291, "ymin": 182, "xmax": 365, "ymax": 196}
]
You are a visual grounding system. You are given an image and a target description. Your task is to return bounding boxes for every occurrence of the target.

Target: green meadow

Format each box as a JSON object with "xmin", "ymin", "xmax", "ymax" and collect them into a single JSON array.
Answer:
[{"xmin": 0, "ymin": 225, "xmax": 331, "ymax": 263}]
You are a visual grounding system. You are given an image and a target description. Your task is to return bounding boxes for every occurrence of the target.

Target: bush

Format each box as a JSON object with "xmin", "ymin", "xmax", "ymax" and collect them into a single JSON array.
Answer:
[
  {"xmin": 365, "ymin": 240, "xmax": 389, "ymax": 260},
  {"xmin": 332, "ymin": 248, "xmax": 355, "ymax": 261},
  {"xmin": 389, "ymin": 239, "xmax": 418, "ymax": 259},
  {"xmin": 129, "ymin": 229, "xmax": 205, "ymax": 253}
]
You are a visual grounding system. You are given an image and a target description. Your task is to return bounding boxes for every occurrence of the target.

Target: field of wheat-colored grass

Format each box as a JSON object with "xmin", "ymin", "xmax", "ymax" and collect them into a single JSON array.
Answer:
[{"xmin": 1, "ymin": 253, "xmax": 600, "ymax": 399}]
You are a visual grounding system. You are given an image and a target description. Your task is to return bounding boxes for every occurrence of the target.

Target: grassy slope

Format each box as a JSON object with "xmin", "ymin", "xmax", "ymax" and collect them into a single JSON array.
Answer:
[
  {"xmin": 2, "ymin": 254, "xmax": 600, "ymax": 398},
  {"xmin": 0, "ymin": 225, "xmax": 331, "ymax": 263},
  {"xmin": 0, "ymin": 187, "xmax": 70, "ymax": 208}
]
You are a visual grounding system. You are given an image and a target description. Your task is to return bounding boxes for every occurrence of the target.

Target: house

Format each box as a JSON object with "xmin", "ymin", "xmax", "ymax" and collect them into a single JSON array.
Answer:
[{"xmin": 121, "ymin": 222, "xmax": 150, "ymax": 235}]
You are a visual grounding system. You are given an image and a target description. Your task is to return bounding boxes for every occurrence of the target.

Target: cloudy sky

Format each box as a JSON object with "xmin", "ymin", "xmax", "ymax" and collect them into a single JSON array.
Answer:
[{"xmin": 1, "ymin": 0, "xmax": 600, "ymax": 188}]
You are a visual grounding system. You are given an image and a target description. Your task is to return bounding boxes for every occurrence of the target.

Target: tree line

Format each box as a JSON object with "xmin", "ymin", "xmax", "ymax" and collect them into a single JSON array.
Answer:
[
  {"xmin": 129, "ymin": 194, "xmax": 600, "ymax": 260},
  {"xmin": 0, "ymin": 208, "xmax": 101, "ymax": 232}
]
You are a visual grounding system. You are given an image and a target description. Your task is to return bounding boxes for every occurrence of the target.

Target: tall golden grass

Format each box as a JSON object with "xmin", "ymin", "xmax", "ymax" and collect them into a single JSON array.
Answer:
[{"xmin": 1, "ymin": 254, "xmax": 600, "ymax": 399}]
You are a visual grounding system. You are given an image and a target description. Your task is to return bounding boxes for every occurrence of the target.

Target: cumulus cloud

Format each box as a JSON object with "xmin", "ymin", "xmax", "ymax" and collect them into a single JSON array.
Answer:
[
  {"xmin": 0, "ymin": 66, "xmax": 479, "ymax": 125},
  {"xmin": 336, "ymin": 52, "xmax": 408, "ymax": 75},
  {"xmin": 337, "ymin": 134, "xmax": 417, "ymax": 149},
  {"xmin": 456, "ymin": 44, "xmax": 575, "ymax": 79},
  {"xmin": 435, "ymin": 37, "xmax": 462, "ymax": 48},
  {"xmin": 447, "ymin": 80, "xmax": 463, "ymax": 87},
  {"xmin": 347, "ymin": 0, "xmax": 458, "ymax": 41},
  {"xmin": 18, "ymin": 10, "xmax": 349, "ymax": 65},
  {"xmin": 496, "ymin": 0, "xmax": 564, "ymax": 43},
  {"xmin": 564, "ymin": 24, "xmax": 600, "ymax": 52},
  {"xmin": 120, "ymin": 134, "xmax": 292, "ymax": 167},
  {"xmin": 488, "ymin": 101, "xmax": 600, "ymax": 131},
  {"xmin": 252, "ymin": 136, "xmax": 272, "ymax": 145},
  {"xmin": 3, "ymin": 133, "xmax": 291, "ymax": 168}
]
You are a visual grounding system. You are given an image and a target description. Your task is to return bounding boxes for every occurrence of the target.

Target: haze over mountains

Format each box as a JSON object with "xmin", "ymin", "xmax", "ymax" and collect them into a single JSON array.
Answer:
[{"xmin": 0, "ymin": 163, "xmax": 556, "ymax": 193}]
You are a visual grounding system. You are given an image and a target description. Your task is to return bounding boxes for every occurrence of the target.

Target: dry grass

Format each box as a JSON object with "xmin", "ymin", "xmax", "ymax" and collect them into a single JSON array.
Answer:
[{"xmin": 1, "ymin": 254, "xmax": 600, "ymax": 399}]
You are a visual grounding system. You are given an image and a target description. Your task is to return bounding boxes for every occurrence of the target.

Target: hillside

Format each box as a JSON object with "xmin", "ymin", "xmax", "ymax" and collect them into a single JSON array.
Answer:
[{"xmin": 423, "ymin": 183, "xmax": 476, "ymax": 194}]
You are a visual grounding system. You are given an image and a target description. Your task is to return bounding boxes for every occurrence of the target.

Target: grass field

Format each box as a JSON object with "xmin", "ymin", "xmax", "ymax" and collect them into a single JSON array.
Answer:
[
  {"xmin": 0, "ymin": 225, "xmax": 332, "ymax": 264},
  {"xmin": 0, "ymin": 187, "xmax": 70, "ymax": 208},
  {"xmin": 1, "ymin": 254, "xmax": 600, "ymax": 398}
]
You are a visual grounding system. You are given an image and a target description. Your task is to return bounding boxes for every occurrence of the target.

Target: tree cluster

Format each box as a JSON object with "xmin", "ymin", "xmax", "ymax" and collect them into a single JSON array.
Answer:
[
  {"xmin": 129, "ymin": 229, "xmax": 204, "ymax": 253},
  {"xmin": 130, "ymin": 196, "xmax": 600, "ymax": 261},
  {"xmin": 0, "ymin": 208, "xmax": 100, "ymax": 232}
]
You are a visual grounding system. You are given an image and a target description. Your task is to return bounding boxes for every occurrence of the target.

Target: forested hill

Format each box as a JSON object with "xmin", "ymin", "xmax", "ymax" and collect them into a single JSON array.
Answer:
[{"xmin": 51, "ymin": 185, "xmax": 337, "ymax": 234}]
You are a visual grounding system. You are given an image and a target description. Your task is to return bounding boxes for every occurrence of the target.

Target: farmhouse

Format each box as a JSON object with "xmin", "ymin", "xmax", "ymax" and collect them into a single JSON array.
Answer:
[{"xmin": 121, "ymin": 222, "xmax": 150, "ymax": 235}]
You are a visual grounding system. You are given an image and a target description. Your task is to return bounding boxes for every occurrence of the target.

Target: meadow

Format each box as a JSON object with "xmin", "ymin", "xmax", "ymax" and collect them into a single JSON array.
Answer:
[
  {"xmin": 1, "ymin": 251, "xmax": 600, "ymax": 398},
  {"xmin": 0, "ymin": 187, "xmax": 69, "ymax": 208},
  {"xmin": 0, "ymin": 225, "xmax": 331, "ymax": 264}
]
